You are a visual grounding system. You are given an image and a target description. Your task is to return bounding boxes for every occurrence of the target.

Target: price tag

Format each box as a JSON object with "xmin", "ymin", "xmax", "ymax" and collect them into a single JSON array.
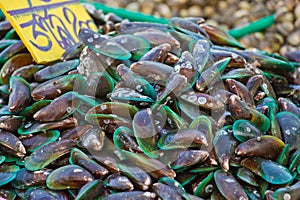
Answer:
[{"xmin": 0, "ymin": 0, "xmax": 97, "ymax": 63}]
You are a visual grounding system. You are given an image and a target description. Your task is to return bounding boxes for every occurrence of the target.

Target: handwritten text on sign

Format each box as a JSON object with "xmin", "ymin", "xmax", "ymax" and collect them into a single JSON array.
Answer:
[{"xmin": 0, "ymin": 0, "xmax": 97, "ymax": 63}]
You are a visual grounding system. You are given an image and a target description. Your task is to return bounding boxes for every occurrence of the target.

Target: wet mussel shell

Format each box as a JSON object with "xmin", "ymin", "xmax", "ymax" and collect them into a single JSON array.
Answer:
[
  {"xmin": 25, "ymin": 139, "xmax": 76, "ymax": 171},
  {"xmin": 241, "ymin": 157, "xmax": 293, "ymax": 185},
  {"xmin": 11, "ymin": 168, "xmax": 53, "ymax": 189},
  {"xmin": 46, "ymin": 165, "xmax": 94, "ymax": 190},
  {"xmin": 0, "ymin": 164, "xmax": 19, "ymax": 186}
]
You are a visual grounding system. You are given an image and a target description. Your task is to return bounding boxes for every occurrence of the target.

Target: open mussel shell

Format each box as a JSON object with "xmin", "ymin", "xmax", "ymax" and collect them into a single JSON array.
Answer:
[
  {"xmin": 46, "ymin": 165, "xmax": 94, "ymax": 190},
  {"xmin": 241, "ymin": 157, "xmax": 293, "ymax": 185},
  {"xmin": 0, "ymin": 164, "xmax": 19, "ymax": 186},
  {"xmin": 11, "ymin": 168, "xmax": 53, "ymax": 189},
  {"xmin": 214, "ymin": 170, "xmax": 248, "ymax": 200}
]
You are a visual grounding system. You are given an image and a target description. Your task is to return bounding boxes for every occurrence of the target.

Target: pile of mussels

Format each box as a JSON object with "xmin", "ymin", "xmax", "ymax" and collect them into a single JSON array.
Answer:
[{"xmin": 0, "ymin": 5, "xmax": 299, "ymax": 200}]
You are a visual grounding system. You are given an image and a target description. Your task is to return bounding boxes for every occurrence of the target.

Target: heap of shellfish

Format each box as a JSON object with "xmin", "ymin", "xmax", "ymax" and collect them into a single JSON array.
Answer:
[{"xmin": 0, "ymin": 4, "xmax": 299, "ymax": 200}]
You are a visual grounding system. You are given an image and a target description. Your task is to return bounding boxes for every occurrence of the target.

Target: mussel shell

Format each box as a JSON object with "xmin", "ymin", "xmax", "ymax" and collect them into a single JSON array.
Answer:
[
  {"xmin": 158, "ymin": 176, "xmax": 189, "ymax": 199},
  {"xmin": 21, "ymin": 130, "xmax": 60, "ymax": 152},
  {"xmin": 118, "ymin": 162, "xmax": 152, "ymax": 190},
  {"xmin": 193, "ymin": 171, "xmax": 215, "ymax": 198},
  {"xmin": 25, "ymin": 139, "xmax": 76, "ymax": 171},
  {"xmin": 86, "ymin": 102, "xmax": 138, "ymax": 120},
  {"xmin": 276, "ymin": 111, "xmax": 300, "ymax": 151},
  {"xmin": 214, "ymin": 170, "xmax": 248, "ymax": 200},
  {"xmin": 113, "ymin": 126, "xmax": 142, "ymax": 153},
  {"xmin": 0, "ymin": 115, "xmax": 24, "ymax": 132},
  {"xmin": 105, "ymin": 173, "xmax": 134, "ymax": 191},
  {"xmin": 0, "ymin": 164, "xmax": 19, "ymax": 186},
  {"xmin": 79, "ymin": 128, "xmax": 105, "ymax": 152},
  {"xmin": 31, "ymin": 74, "xmax": 86, "ymax": 101},
  {"xmin": 274, "ymin": 181, "xmax": 300, "ymax": 200},
  {"xmin": 46, "ymin": 165, "xmax": 94, "ymax": 190},
  {"xmin": 0, "ymin": 40, "xmax": 26, "ymax": 65},
  {"xmin": 235, "ymin": 135, "xmax": 285, "ymax": 160},
  {"xmin": 0, "ymin": 53, "xmax": 34, "ymax": 84},
  {"xmin": 11, "ymin": 168, "xmax": 53, "ymax": 189},
  {"xmin": 8, "ymin": 76, "xmax": 31, "ymax": 113},
  {"xmin": 232, "ymin": 119, "xmax": 262, "ymax": 142},
  {"xmin": 133, "ymin": 108, "xmax": 159, "ymax": 158},
  {"xmin": 108, "ymin": 87, "xmax": 154, "ymax": 106},
  {"xmin": 19, "ymin": 100, "xmax": 51, "ymax": 119},
  {"xmin": 75, "ymin": 180, "xmax": 104, "ymax": 200},
  {"xmin": 171, "ymin": 150, "xmax": 209, "ymax": 169},
  {"xmin": 213, "ymin": 126, "xmax": 237, "ymax": 171},
  {"xmin": 70, "ymin": 148, "xmax": 108, "ymax": 178},
  {"xmin": 237, "ymin": 167, "xmax": 259, "ymax": 187},
  {"xmin": 241, "ymin": 157, "xmax": 293, "ymax": 185},
  {"xmin": 34, "ymin": 59, "xmax": 79, "ymax": 82},
  {"xmin": 18, "ymin": 117, "xmax": 77, "ymax": 135},
  {"xmin": 103, "ymin": 191, "xmax": 157, "ymax": 200},
  {"xmin": 119, "ymin": 150, "xmax": 176, "ymax": 179},
  {"xmin": 24, "ymin": 187, "xmax": 68, "ymax": 200},
  {"xmin": 140, "ymin": 43, "xmax": 171, "ymax": 62},
  {"xmin": 130, "ymin": 61, "xmax": 173, "ymax": 84},
  {"xmin": 79, "ymin": 28, "xmax": 131, "ymax": 60},
  {"xmin": 152, "ymin": 183, "xmax": 182, "ymax": 200},
  {"xmin": 33, "ymin": 92, "xmax": 81, "ymax": 122},
  {"xmin": 0, "ymin": 189, "xmax": 16, "ymax": 200},
  {"xmin": 0, "ymin": 129, "xmax": 26, "ymax": 158},
  {"xmin": 158, "ymin": 128, "xmax": 208, "ymax": 150},
  {"xmin": 111, "ymin": 34, "xmax": 150, "ymax": 60},
  {"xmin": 278, "ymin": 97, "xmax": 300, "ymax": 118},
  {"xmin": 60, "ymin": 124, "xmax": 93, "ymax": 141}
]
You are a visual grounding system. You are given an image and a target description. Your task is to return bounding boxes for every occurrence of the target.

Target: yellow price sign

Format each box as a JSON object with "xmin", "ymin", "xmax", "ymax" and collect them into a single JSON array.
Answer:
[{"xmin": 0, "ymin": 0, "xmax": 97, "ymax": 63}]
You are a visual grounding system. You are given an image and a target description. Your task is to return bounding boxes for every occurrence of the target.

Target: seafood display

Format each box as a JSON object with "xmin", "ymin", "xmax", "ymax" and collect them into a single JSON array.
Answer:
[{"xmin": 0, "ymin": 3, "xmax": 299, "ymax": 200}]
